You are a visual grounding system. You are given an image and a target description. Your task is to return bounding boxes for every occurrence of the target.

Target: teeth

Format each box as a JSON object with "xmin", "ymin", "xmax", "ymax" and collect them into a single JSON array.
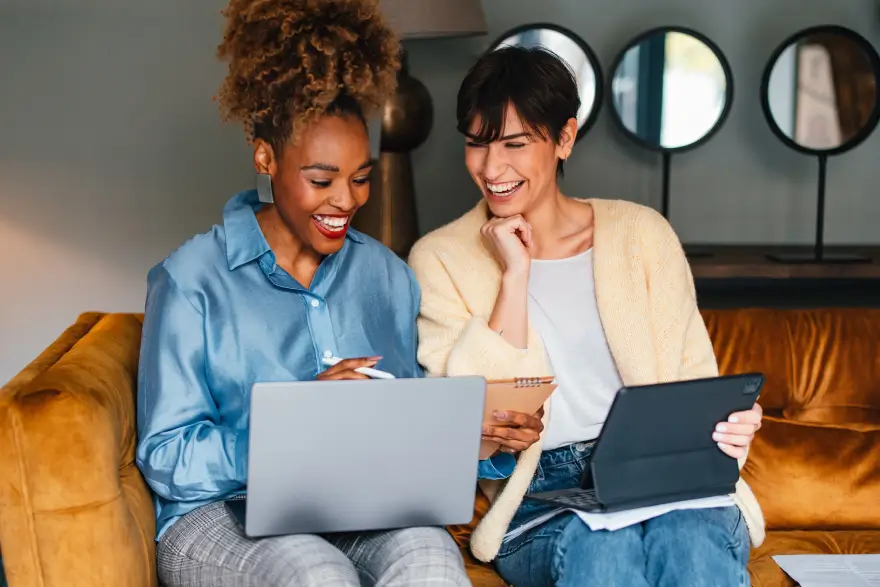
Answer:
[
  {"xmin": 486, "ymin": 181, "xmax": 524, "ymax": 195},
  {"xmin": 314, "ymin": 215, "xmax": 349, "ymax": 231}
]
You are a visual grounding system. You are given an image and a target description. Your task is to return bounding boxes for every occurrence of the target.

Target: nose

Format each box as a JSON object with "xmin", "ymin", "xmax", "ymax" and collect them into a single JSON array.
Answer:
[
  {"xmin": 327, "ymin": 185, "xmax": 357, "ymax": 212},
  {"xmin": 482, "ymin": 144, "xmax": 509, "ymax": 180}
]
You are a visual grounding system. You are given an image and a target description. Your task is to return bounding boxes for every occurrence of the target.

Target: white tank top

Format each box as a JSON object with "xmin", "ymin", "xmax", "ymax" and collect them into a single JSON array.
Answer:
[{"xmin": 527, "ymin": 249, "xmax": 624, "ymax": 450}]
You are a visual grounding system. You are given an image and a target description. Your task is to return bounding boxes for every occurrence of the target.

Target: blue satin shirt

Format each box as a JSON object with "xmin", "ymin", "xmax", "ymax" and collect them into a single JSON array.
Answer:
[{"xmin": 137, "ymin": 189, "xmax": 513, "ymax": 540}]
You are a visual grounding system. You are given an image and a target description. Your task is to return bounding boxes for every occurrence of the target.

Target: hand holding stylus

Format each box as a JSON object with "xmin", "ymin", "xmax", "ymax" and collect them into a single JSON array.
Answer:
[{"xmin": 317, "ymin": 356, "xmax": 383, "ymax": 381}]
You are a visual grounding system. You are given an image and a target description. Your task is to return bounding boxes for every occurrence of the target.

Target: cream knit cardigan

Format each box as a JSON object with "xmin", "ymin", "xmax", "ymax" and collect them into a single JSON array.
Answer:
[{"xmin": 408, "ymin": 198, "xmax": 766, "ymax": 563}]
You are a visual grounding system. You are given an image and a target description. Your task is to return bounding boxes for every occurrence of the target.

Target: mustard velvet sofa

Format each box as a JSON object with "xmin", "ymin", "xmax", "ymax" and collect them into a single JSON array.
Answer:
[{"xmin": 1, "ymin": 308, "xmax": 879, "ymax": 587}]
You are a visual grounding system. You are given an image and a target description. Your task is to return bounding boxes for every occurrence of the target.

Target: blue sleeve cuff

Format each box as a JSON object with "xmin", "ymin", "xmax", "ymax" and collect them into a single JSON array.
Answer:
[{"xmin": 477, "ymin": 452, "xmax": 516, "ymax": 480}]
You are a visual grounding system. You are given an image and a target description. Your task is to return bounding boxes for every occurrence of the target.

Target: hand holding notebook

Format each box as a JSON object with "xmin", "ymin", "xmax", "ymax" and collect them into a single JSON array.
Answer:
[{"xmin": 480, "ymin": 376, "xmax": 556, "ymax": 459}]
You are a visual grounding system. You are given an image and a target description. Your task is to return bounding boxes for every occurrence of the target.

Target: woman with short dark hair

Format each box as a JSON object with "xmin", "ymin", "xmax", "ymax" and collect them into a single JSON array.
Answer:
[{"xmin": 409, "ymin": 45, "xmax": 765, "ymax": 586}]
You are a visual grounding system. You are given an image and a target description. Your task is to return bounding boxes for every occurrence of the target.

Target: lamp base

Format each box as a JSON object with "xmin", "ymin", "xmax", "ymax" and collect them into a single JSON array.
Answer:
[
  {"xmin": 354, "ymin": 152, "xmax": 420, "ymax": 258},
  {"xmin": 766, "ymin": 252, "xmax": 872, "ymax": 264},
  {"xmin": 352, "ymin": 49, "xmax": 430, "ymax": 258}
]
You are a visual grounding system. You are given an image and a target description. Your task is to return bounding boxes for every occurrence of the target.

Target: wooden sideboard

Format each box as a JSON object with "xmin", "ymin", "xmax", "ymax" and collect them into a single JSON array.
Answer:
[{"xmin": 685, "ymin": 246, "xmax": 880, "ymax": 308}]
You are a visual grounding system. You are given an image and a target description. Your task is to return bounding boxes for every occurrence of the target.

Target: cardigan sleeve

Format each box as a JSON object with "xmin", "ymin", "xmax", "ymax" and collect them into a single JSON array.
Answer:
[
  {"xmin": 648, "ymin": 214, "xmax": 749, "ymax": 470},
  {"xmin": 408, "ymin": 243, "xmax": 548, "ymax": 380}
]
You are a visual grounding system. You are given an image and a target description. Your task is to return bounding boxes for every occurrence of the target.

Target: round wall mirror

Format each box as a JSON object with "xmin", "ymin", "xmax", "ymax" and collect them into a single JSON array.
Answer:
[
  {"xmin": 762, "ymin": 25, "xmax": 880, "ymax": 155},
  {"xmin": 608, "ymin": 26, "xmax": 734, "ymax": 228},
  {"xmin": 488, "ymin": 23, "xmax": 603, "ymax": 140},
  {"xmin": 609, "ymin": 26, "xmax": 733, "ymax": 153},
  {"xmin": 761, "ymin": 25, "xmax": 880, "ymax": 264}
]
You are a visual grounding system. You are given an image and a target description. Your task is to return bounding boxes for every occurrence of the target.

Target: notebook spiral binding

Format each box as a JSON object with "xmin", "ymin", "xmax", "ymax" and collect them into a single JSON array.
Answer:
[{"xmin": 513, "ymin": 377, "xmax": 544, "ymax": 388}]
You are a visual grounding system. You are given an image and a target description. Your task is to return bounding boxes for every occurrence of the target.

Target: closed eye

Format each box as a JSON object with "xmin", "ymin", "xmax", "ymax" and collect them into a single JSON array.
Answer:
[
  {"xmin": 505, "ymin": 142, "xmax": 526, "ymax": 149},
  {"xmin": 353, "ymin": 175, "xmax": 370, "ymax": 185},
  {"xmin": 465, "ymin": 141, "xmax": 488, "ymax": 148},
  {"xmin": 310, "ymin": 180, "xmax": 331, "ymax": 188}
]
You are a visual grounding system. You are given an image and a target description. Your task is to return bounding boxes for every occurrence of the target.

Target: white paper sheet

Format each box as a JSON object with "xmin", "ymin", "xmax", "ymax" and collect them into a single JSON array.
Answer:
[
  {"xmin": 503, "ymin": 494, "xmax": 735, "ymax": 542},
  {"xmin": 773, "ymin": 555, "xmax": 880, "ymax": 586},
  {"xmin": 574, "ymin": 494, "xmax": 734, "ymax": 532}
]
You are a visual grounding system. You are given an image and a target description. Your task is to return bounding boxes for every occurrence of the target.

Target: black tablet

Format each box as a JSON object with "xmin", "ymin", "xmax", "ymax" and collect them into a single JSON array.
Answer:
[{"xmin": 587, "ymin": 372, "xmax": 764, "ymax": 508}]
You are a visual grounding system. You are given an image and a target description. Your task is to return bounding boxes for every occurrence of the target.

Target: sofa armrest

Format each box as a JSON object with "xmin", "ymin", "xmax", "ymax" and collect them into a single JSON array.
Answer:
[{"xmin": 0, "ymin": 314, "xmax": 156, "ymax": 587}]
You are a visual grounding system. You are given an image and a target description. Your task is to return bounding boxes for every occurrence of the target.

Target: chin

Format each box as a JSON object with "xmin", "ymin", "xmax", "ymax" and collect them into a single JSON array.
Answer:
[{"xmin": 484, "ymin": 193, "xmax": 527, "ymax": 218}]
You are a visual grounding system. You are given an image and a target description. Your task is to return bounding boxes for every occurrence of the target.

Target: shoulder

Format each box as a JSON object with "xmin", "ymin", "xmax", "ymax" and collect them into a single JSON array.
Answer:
[
  {"xmin": 591, "ymin": 198, "xmax": 681, "ymax": 251},
  {"xmin": 348, "ymin": 229, "xmax": 416, "ymax": 281},
  {"xmin": 147, "ymin": 224, "xmax": 226, "ymax": 294}
]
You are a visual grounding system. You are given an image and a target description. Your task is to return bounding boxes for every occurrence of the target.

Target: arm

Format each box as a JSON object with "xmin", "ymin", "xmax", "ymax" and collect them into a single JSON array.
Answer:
[
  {"xmin": 408, "ymin": 243, "xmax": 546, "ymax": 381},
  {"xmin": 136, "ymin": 266, "xmax": 247, "ymax": 502},
  {"xmin": 487, "ymin": 271, "xmax": 530, "ymax": 350},
  {"xmin": 408, "ymin": 245, "xmax": 537, "ymax": 480}
]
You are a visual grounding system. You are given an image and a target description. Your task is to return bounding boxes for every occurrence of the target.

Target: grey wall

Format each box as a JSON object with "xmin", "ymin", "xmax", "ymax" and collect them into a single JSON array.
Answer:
[
  {"xmin": 0, "ymin": 2, "xmax": 253, "ymax": 383},
  {"xmin": 1, "ymin": 0, "xmax": 879, "ymax": 383}
]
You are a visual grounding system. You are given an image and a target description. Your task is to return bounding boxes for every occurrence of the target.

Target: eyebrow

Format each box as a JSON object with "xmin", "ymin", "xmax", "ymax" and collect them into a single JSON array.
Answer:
[
  {"xmin": 300, "ymin": 161, "xmax": 373, "ymax": 173},
  {"xmin": 465, "ymin": 132, "xmax": 532, "ymax": 142}
]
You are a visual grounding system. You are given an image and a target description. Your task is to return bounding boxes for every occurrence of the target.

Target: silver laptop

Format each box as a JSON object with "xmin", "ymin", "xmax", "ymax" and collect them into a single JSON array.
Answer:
[{"xmin": 226, "ymin": 376, "xmax": 486, "ymax": 537}]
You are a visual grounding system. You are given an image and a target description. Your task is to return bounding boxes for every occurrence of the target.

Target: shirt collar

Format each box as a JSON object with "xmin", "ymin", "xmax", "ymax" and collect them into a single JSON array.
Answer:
[{"xmin": 224, "ymin": 189, "xmax": 364, "ymax": 271}]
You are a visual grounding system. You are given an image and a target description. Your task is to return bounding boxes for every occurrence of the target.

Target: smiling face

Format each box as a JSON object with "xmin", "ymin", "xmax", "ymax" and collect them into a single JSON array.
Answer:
[
  {"xmin": 464, "ymin": 104, "xmax": 576, "ymax": 217},
  {"xmin": 255, "ymin": 114, "xmax": 372, "ymax": 255}
]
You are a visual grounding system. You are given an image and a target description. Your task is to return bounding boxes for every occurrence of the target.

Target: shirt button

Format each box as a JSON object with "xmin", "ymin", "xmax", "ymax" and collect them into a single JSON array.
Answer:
[
  {"xmin": 323, "ymin": 350, "xmax": 333, "ymax": 358},
  {"xmin": 310, "ymin": 299, "xmax": 320, "ymax": 308}
]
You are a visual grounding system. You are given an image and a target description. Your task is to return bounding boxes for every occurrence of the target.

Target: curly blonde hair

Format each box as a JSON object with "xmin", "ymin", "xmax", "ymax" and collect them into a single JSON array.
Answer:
[{"xmin": 216, "ymin": 0, "xmax": 400, "ymax": 147}]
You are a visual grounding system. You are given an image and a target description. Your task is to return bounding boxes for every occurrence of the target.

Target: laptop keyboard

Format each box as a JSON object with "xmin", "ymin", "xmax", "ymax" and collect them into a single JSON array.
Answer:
[{"xmin": 550, "ymin": 490, "xmax": 600, "ymax": 509}]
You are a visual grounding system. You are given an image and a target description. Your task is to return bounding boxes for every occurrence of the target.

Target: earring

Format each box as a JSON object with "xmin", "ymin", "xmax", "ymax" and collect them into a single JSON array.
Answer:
[{"xmin": 256, "ymin": 172, "xmax": 275, "ymax": 204}]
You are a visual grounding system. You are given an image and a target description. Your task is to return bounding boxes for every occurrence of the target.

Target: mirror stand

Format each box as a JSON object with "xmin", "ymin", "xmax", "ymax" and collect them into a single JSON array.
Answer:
[
  {"xmin": 661, "ymin": 150, "xmax": 713, "ymax": 259},
  {"xmin": 767, "ymin": 154, "xmax": 871, "ymax": 264},
  {"xmin": 661, "ymin": 151, "xmax": 671, "ymax": 219}
]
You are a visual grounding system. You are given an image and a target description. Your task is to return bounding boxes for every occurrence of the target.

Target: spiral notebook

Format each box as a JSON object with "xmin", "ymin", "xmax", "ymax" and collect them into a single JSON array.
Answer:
[{"xmin": 480, "ymin": 376, "xmax": 557, "ymax": 459}]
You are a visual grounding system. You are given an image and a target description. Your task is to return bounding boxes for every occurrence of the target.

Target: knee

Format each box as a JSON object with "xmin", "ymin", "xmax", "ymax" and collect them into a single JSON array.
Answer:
[
  {"xmin": 646, "ymin": 508, "xmax": 747, "ymax": 555},
  {"xmin": 644, "ymin": 509, "xmax": 749, "ymax": 585},
  {"xmin": 382, "ymin": 527, "xmax": 469, "ymax": 585}
]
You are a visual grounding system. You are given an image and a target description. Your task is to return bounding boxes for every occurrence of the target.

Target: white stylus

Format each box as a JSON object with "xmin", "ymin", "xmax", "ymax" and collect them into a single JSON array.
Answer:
[{"xmin": 321, "ymin": 356, "xmax": 396, "ymax": 379}]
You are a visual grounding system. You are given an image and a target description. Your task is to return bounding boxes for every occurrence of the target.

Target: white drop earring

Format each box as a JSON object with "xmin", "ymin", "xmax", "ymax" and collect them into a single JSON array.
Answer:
[{"xmin": 256, "ymin": 172, "xmax": 274, "ymax": 204}]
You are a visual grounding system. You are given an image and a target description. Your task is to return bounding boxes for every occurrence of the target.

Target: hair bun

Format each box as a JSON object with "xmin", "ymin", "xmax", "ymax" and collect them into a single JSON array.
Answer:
[{"xmin": 216, "ymin": 0, "xmax": 400, "ymax": 146}]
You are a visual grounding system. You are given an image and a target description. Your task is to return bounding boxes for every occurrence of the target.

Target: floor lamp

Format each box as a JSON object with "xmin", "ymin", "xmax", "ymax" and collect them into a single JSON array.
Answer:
[{"xmin": 353, "ymin": 0, "xmax": 488, "ymax": 258}]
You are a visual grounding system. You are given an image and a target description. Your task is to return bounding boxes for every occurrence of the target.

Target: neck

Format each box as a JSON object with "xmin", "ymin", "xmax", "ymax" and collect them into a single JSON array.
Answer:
[
  {"xmin": 256, "ymin": 205, "xmax": 322, "ymax": 287},
  {"xmin": 521, "ymin": 185, "xmax": 581, "ymax": 257}
]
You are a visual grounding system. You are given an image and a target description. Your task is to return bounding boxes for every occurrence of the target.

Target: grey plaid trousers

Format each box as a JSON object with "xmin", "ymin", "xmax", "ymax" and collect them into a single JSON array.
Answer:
[{"xmin": 157, "ymin": 501, "xmax": 471, "ymax": 587}]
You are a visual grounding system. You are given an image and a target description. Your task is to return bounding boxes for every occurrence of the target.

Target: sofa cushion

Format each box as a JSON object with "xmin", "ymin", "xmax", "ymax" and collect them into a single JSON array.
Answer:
[
  {"xmin": 749, "ymin": 529, "xmax": 880, "ymax": 587},
  {"xmin": 743, "ymin": 415, "xmax": 880, "ymax": 531},
  {"xmin": 0, "ymin": 313, "xmax": 156, "ymax": 587},
  {"xmin": 703, "ymin": 309, "xmax": 880, "ymax": 427},
  {"xmin": 782, "ymin": 309, "xmax": 880, "ymax": 426}
]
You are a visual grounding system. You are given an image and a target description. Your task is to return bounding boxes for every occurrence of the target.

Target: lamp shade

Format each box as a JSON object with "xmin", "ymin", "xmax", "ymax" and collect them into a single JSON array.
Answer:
[{"xmin": 380, "ymin": 0, "xmax": 488, "ymax": 40}]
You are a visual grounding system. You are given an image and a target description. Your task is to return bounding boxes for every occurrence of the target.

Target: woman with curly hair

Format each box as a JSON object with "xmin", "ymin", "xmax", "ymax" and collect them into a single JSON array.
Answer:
[{"xmin": 135, "ymin": 1, "xmax": 470, "ymax": 585}]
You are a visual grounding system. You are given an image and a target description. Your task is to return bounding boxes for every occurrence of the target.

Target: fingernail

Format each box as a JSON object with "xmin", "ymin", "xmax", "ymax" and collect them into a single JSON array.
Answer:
[
  {"xmin": 728, "ymin": 416, "xmax": 739, "ymax": 423},
  {"xmin": 482, "ymin": 426, "xmax": 490, "ymax": 434},
  {"xmin": 494, "ymin": 411, "xmax": 508, "ymax": 421},
  {"xmin": 368, "ymin": 356, "xmax": 383, "ymax": 361},
  {"xmin": 717, "ymin": 442, "xmax": 728, "ymax": 450},
  {"xmin": 712, "ymin": 432, "xmax": 722, "ymax": 441},
  {"xmin": 716, "ymin": 424, "xmax": 727, "ymax": 433}
]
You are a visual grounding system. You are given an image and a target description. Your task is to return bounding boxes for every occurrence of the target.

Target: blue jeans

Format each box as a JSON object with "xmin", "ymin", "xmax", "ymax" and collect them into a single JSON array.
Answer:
[{"xmin": 495, "ymin": 443, "xmax": 751, "ymax": 587}]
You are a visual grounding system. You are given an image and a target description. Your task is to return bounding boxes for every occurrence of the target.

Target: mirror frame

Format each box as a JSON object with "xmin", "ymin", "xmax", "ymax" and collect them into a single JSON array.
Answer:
[
  {"xmin": 607, "ymin": 25, "xmax": 735, "ymax": 154},
  {"xmin": 760, "ymin": 24, "xmax": 880, "ymax": 157},
  {"xmin": 487, "ymin": 22, "xmax": 605, "ymax": 142}
]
